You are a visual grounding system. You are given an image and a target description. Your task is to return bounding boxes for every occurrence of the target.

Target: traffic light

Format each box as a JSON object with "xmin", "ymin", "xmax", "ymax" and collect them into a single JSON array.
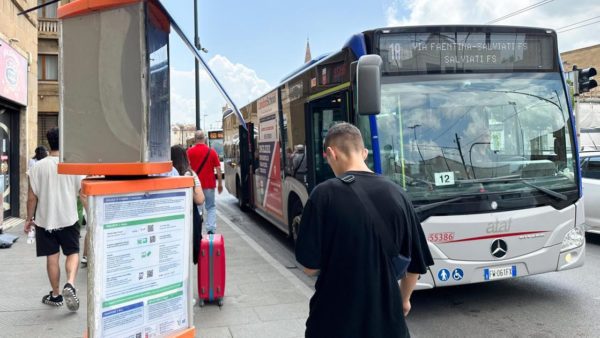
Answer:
[{"xmin": 574, "ymin": 65, "xmax": 597, "ymax": 94}]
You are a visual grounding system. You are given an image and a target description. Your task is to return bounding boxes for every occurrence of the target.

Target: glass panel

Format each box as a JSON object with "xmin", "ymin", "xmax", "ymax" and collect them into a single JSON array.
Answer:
[
  {"xmin": 582, "ymin": 156, "xmax": 600, "ymax": 179},
  {"xmin": 146, "ymin": 2, "xmax": 170, "ymax": 161},
  {"xmin": 282, "ymin": 81, "xmax": 307, "ymax": 183},
  {"xmin": 0, "ymin": 115, "xmax": 10, "ymax": 214},
  {"xmin": 45, "ymin": 1, "xmax": 57, "ymax": 18},
  {"xmin": 311, "ymin": 95, "xmax": 346, "ymax": 184},
  {"xmin": 44, "ymin": 55, "xmax": 58, "ymax": 80},
  {"xmin": 369, "ymin": 73, "xmax": 577, "ymax": 202}
]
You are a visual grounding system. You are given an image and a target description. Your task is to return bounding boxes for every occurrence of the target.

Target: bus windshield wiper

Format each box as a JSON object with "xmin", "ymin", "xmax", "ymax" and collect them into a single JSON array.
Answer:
[
  {"xmin": 469, "ymin": 176, "xmax": 568, "ymax": 201},
  {"xmin": 519, "ymin": 180, "xmax": 567, "ymax": 200},
  {"xmin": 414, "ymin": 196, "xmax": 466, "ymax": 213}
]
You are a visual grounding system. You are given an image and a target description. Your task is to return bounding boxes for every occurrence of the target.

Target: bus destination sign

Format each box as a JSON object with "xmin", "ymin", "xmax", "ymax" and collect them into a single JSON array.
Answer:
[
  {"xmin": 378, "ymin": 32, "xmax": 555, "ymax": 74},
  {"xmin": 208, "ymin": 131, "xmax": 224, "ymax": 139}
]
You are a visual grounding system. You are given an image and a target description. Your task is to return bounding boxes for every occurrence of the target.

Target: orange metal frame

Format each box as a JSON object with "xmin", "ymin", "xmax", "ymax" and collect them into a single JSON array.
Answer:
[
  {"xmin": 58, "ymin": 0, "xmax": 141, "ymax": 19},
  {"xmin": 82, "ymin": 176, "xmax": 194, "ymax": 196},
  {"xmin": 58, "ymin": 162, "xmax": 173, "ymax": 176}
]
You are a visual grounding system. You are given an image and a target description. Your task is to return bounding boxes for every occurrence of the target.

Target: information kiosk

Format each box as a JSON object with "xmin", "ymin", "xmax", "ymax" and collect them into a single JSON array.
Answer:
[{"xmin": 56, "ymin": 1, "xmax": 196, "ymax": 337}]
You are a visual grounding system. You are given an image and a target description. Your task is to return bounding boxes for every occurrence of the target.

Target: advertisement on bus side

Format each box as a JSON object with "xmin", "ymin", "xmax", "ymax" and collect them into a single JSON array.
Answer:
[{"xmin": 256, "ymin": 90, "xmax": 283, "ymax": 219}]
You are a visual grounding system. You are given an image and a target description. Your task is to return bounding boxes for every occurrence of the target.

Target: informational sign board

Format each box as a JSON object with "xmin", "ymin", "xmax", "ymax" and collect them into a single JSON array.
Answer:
[{"xmin": 88, "ymin": 187, "xmax": 193, "ymax": 338}]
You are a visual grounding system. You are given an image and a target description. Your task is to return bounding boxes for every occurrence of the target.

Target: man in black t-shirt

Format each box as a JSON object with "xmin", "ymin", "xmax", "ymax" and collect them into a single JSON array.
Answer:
[{"xmin": 295, "ymin": 122, "xmax": 433, "ymax": 338}]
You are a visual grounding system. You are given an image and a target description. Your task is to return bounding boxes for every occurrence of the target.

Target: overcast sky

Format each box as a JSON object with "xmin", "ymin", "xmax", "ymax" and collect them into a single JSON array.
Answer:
[{"xmin": 162, "ymin": 0, "xmax": 600, "ymax": 128}]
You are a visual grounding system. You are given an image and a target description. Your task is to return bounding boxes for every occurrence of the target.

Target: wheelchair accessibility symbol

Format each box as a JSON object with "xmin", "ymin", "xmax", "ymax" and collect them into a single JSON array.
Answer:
[{"xmin": 452, "ymin": 268, "xmax": 464, "ymax": 281}]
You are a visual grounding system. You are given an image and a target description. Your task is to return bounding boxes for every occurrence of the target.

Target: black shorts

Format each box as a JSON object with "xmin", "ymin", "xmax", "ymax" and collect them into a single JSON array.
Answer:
[{"xmin": 35, "ymin": 223, "xmax": 80, "ymax": 257}]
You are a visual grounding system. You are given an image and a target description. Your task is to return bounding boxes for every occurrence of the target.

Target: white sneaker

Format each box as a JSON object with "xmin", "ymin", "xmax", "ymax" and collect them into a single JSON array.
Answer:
[{"xmin": 81, "ymin": 256, "xmax": 87, "ymax": 264}]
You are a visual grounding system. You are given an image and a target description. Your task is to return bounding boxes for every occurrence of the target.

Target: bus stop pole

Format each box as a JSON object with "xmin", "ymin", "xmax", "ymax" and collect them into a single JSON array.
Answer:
[{"xmin": 194, "ymin": 0, "xmax": 201, "ymax": 131}]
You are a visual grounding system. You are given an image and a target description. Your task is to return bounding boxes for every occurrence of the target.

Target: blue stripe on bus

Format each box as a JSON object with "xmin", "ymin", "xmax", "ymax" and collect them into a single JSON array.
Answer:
[
  {"xmin": 343, "ymin": 33, "xmax": 367, "ymax": 59},
  {"xmin": 369, "ymin": 115, "xmax": 382, "ymax": 175},
  {"xmin": 558, "ymin": 56, "xmax": 583, "ymax": 198},
  {"xmin": 344, "ymin": 34, "xmax": 382, "ymax": 174}
]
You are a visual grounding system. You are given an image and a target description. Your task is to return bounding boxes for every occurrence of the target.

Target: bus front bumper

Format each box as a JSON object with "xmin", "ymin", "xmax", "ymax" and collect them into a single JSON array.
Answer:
[{"xmin": 415, "ymin": 240, "xmax": 585, "ymax": 289}]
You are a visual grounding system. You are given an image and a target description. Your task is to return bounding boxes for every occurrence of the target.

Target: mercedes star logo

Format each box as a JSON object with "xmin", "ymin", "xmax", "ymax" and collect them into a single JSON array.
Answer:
[{"xmin": 490, "ymin": 239, "xmax": 508, "ymax": 258}]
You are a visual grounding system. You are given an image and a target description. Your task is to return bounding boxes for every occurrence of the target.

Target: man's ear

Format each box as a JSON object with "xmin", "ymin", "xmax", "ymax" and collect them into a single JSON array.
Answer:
[
  {"xmin": 326, "ymin": 146, "xmax": 336, "ymax": 160},
  {"xmin": 362, "ymin": 147, "xmax": 369, "ymax": 160}
]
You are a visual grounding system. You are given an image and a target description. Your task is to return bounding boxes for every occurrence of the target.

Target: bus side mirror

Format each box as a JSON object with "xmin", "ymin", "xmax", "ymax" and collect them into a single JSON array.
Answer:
[{"xmin": 356, "ymin": 54, "xmax": 382, "ymax": 115}]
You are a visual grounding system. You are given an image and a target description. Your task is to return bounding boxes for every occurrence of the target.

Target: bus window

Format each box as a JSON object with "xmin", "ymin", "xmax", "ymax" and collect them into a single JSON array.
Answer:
[
  {"xmin": 282, "ymin": 83, "xmax": 307, "ymax": 182},
  {"xmin": 310, "ymin": 93, "xmax": 347, "ymax": 185}
]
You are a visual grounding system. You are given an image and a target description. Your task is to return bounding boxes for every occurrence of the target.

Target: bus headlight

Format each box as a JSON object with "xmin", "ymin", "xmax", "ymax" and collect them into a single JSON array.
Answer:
[{"xmin": 561, "ymin": 227, "xmax": 585, "ymax": 252}]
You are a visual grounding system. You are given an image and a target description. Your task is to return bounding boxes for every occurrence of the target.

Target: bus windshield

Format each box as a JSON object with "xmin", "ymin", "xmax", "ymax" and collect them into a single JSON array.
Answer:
[{"xmin": 372, "ymin": 72, "xmax": 577, "ymax": 203}]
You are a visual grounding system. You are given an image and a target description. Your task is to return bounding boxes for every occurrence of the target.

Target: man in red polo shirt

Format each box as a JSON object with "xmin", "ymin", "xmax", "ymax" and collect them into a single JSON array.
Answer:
[{"xmin": 188, "ymin": 130, "xmax": 222, "ymax": 234}]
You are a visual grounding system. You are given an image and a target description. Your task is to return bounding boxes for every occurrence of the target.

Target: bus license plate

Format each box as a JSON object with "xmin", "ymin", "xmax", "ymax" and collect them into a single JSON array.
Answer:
[{"xmin": 484, "ymin": 266, "xmax": 517, "ymax": 281}]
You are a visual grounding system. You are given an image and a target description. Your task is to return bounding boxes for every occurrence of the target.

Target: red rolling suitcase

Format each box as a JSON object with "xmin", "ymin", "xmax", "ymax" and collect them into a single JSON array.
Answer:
[{"xmin": 198, "ymin": 234, "xmax": 226, "ymax": 306}]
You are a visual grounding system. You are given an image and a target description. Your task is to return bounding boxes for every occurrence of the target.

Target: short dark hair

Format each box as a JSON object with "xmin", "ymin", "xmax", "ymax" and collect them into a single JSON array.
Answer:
[
  {"xmin": 323, "ymin": 122, "xmax": 364, "ymax": 156},
  {"xmin": 171, "ymin": 145, "xmax": 190, "ymax": 176},
  {"xmin": 33, "ymin": 145, "xmax": 48, "ymax": 160},
  {"xmin": 47, "ymin": 127, "xmax": 59, "ymax": 151}
]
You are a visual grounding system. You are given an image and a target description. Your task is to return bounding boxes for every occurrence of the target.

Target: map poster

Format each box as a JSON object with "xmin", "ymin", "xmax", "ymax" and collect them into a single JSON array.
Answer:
[{"xmin": 90, "ymin": 189, "xmax": 192, "ymax": 338}]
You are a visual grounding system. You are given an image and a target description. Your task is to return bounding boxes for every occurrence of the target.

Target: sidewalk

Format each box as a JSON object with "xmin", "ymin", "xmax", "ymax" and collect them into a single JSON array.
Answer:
[
  {"xmin": 0, "ymin": 212, "xmax": 312, "ymax": 337},
  {"xmin": 193, "ymin": 213, "xmax": 311, "ymax": 338},
  {"xmin": 0, "ymin": 224, "xmax": 87, "ymax": 337}
]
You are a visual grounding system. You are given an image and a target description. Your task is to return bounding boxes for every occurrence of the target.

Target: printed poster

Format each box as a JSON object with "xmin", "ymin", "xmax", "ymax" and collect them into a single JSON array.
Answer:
[
  {"xmin": 256, "ymin": 90, "xmax": 283, "ymax": 219},
  {"xmin": 92, "ymin": 190, "xmax": 192, "ymax": 338}
]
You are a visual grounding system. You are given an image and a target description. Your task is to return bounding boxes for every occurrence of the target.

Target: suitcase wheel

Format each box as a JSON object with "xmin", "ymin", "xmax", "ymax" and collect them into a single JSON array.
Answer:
[
  {"xmin": 199, "ymin": 299, "xmax": 205, "ymax": 307},
  {"xmin": 217, "ymin": 298, "xmax": 224, "ymax": 307}
]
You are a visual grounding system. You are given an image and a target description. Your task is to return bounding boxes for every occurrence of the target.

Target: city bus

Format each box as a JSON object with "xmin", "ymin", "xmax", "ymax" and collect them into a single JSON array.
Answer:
[{"xmin": 223, "ymin": 25, "xmax": 585, "ymax": 288}]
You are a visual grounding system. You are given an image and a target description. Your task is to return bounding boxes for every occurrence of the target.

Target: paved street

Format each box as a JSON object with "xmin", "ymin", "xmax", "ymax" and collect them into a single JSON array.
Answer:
[
  {"xmin": 216, "ymin": 193, "xmax": 600, "ymax": 337},
  {"xmin": 1, "ymin": 192, "xmax": 599, "ymax": 337}
]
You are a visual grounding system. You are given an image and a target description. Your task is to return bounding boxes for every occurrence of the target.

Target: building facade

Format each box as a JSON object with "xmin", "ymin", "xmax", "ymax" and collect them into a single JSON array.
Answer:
[
  {"xmin": 0, "ymin": 0, "xmax": 39, "ymax": 226},
  {"xmin": 171, "ymin": 124, "xmax": 196, "ymax": 147},
  {"xmin": 38, "ymin": 1, "xmax": 74, "ymax": 149}
]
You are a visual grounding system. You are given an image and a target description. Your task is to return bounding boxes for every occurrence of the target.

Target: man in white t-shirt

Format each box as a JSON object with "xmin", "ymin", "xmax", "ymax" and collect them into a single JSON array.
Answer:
[{"xmin": 25, "ymin": 127, "xmax": 84, "ymax": 311}]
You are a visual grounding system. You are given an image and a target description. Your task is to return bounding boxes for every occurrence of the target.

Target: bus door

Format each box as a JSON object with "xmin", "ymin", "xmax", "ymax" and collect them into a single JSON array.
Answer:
[
  {"xmin": 238, "ymin": 123, "xmax": 254, "ymax": 208},
  {"xmin": 307, "ymin": 92, "xmax": 348, "ymax": 189}
]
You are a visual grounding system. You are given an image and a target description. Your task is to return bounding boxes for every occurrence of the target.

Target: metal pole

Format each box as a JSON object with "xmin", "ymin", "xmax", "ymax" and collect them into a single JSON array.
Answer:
[
  {"xmin": 194, "ymin": 0, "xmax": 201, "ymax": 131},
  {"xmin": 154, "ymin": 1, "xmax": 246, "ymax": 129}
]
